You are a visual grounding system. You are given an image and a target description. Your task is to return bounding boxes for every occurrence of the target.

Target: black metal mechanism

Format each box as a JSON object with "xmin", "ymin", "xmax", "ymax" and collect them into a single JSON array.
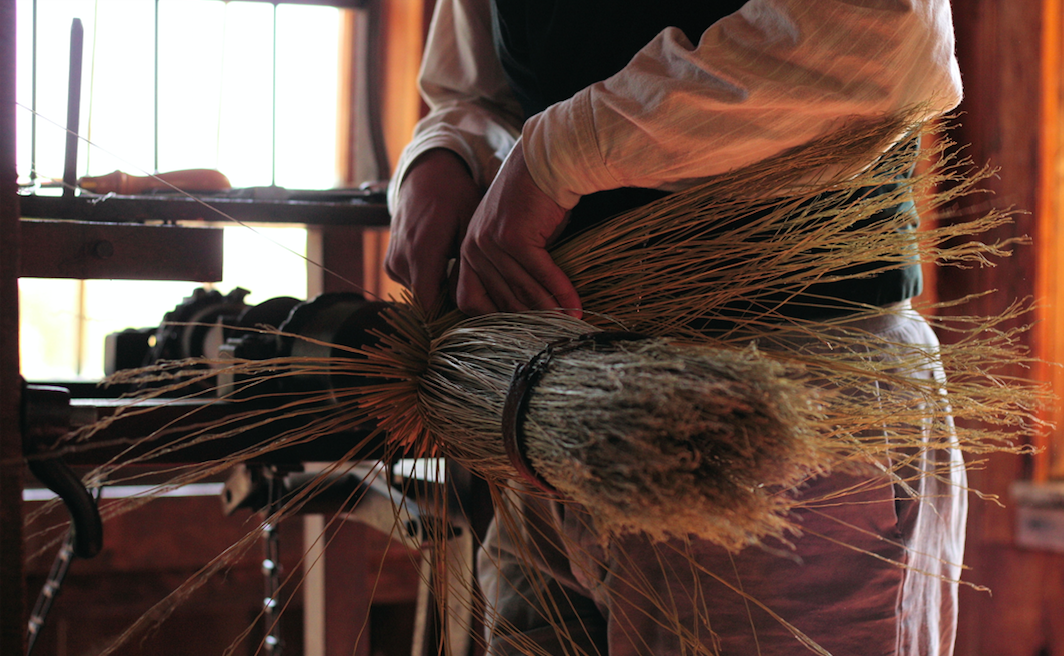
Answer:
[
  {"xmin": 273, "ymin": 292, "xmax": 393, "ymax": 398},
  {"xmin": 200, "ymin": 290, "xmax": 403, "ymax": 656},
  {"xmin": 20, "ymin": 384, "xmax": 101, "ymax": 559},
  {"xmin": 25, "ymin": 534, "xmax": 74, "ymax": 656},
  {"xmin": 100, "ymin": 287, "xmax": 396, "ymax": 400},
  {"xmin": 210, "ymin": 290, "xmax": 487, "ymax": 656},
  {"xmin": 150, "ymin": 287, "xmax": 252, "ymax": 363},
  {"xmin": 222, "ymin": 465, "xmax": 431, "ymax": 548},
  {"xmin": 221, "ymin": 460, "xmax": 471, "ymax": 656},
  {"xmin": 102, "ymin": 287, "xmax": 255, "ymax": 385},
  {"xmin": 18, "ymin": 284, "xmax": 495, "ymax": 656},
  {"xmin": 21, "ymin": 287, "xmax": 405, "ymax": 652}
]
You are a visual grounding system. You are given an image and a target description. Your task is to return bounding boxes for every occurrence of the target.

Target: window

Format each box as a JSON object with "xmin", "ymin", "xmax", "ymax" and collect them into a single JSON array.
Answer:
[{"xmin": 17, "ymin": 0, "xmax": 346, "ymax": 380}]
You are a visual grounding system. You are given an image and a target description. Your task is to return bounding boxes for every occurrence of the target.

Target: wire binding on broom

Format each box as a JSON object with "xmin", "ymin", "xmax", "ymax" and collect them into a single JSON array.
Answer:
[{"xmin": 502, "ymin": 330, "xmax": 656, "ymax": 496}]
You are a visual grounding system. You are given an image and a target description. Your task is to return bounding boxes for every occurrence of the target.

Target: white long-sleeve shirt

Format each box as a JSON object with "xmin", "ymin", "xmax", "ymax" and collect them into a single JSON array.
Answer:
[{"xmin": 388, "ymin": 0, "xmax": 962, "ymax": 211}]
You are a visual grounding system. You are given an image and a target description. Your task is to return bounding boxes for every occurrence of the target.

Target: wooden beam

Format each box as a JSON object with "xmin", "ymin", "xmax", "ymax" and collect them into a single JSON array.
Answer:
[
  {"xmin": 19, "ymin": 193, "xmax": 390, "ymax": 227},
  {"xmin": 1036, "ymin": 0, "xmax": 1064, "ymax": 481},
  {"xmin": 946, "ymin": 0, "xmax": 1043, "ymax": 545},
  {"xmin": 306, "ymin": 225, "xmax": 367, "ymax": 296},
  {"xmin": 380, "ymin": 0, "xmax": 431, "ymax": 171},
  {"xmin": 20, "ymin": 219, "xmax": 224, "ymax": 281},
  {"xmin": 27, "ymin": 398, "xmax": 387, "ymax": 467},
  {"xmin": 948, "ymin": 3, "xmax": 1062, "ymax": 655}
]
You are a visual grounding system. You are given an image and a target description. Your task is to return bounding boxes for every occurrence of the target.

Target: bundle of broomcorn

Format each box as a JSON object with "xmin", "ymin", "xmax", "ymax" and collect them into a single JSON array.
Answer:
[
  {"xmin": 55, "ymin": 112, "xmax": 1046, "ymax": 655},
  {"xmin": 70, "ymin": 110, "xmax": 1033, "ymax": 550},
  {"xmin": 87, "ymin": 114, "xmax": 1040, "ymax": 547}
]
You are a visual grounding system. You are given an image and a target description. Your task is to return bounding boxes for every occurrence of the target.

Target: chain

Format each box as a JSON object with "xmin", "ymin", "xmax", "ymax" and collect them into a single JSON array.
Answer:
[{"xmin": 263, "ymin": 469, "xmax": 284, "ymax": 656}]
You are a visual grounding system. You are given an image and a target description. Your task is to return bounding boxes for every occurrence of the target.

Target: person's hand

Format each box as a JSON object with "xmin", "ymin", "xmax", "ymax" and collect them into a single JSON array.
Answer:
[
  {"xmin": 457, "ymin": 141, "xmax": 582, "ymax": 317},
  {"xmin": 385, "ymin": 149, "xmax": 483, "ymax": 310}
]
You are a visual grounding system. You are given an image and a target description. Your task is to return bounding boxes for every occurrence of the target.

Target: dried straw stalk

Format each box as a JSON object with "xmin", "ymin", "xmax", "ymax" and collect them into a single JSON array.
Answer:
[{"xmin": 524, "ymin": 339, "xmax": 818, "ymax": 546}]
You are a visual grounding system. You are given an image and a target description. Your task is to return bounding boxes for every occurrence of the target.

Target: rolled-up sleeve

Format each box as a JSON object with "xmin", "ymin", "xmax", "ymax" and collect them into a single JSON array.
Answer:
[
  {"xmin": 522, "ymin": 0, "xmax": 963, "ymax": 209},
  {"xmin": 387, "ymin": 0, "xmax": 525, "ymax": 213}
]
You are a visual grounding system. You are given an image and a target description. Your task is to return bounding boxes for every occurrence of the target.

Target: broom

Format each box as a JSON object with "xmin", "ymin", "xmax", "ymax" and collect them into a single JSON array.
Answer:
[{"xmin": 416, "ymin": 314, "xmax": 824, "ymax": 548}]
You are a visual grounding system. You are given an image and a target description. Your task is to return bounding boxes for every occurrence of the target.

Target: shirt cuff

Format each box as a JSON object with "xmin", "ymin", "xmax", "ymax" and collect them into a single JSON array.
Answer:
[
  {"xmin": 521, "ymin": 87, "xmax": 623, "ymax": 210},
  {"xmin": 387, "ymin": 131, "xmax": 488, "ymax": 214}
]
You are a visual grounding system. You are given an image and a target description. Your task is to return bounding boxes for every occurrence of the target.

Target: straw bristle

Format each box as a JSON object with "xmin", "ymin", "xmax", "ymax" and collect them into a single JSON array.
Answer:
[{"xmin": 551, "ymin": 114, "xmax": 1018, "ymax": 340}]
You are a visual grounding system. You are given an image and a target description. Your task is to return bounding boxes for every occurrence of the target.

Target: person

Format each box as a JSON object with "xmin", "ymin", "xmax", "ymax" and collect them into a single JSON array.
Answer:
[{"xmin": 385, "ymin": 2, "xmax": 967, "ymax": 654}]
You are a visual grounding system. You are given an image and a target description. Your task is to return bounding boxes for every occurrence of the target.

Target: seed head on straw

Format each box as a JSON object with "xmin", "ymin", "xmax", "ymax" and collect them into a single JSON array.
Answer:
[{"xmin": 523, "ymin": 338, "xmax": 826, "ymax": 547}]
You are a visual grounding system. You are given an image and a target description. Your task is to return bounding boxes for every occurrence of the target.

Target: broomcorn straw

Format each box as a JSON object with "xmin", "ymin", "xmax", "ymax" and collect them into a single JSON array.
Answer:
[{"xmin": 49, "ymin": 112, "xmax": 1047, "ymax": 654}]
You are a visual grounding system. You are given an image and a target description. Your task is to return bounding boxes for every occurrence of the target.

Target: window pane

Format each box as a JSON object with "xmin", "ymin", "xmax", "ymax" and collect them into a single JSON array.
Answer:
[
  {"xmin": 19, "ymin": 0, "xmax": 342, "ymax": 188},
  {"xmin": 82, "ymin": 0, "xmax": 156, "ymax": 177},
  {"xmin": 275, "ymin": 3, "xmax": 341, "ymax": 189},
  {"xmin": 18, "ymin": 0, "xmax": 99, "ymax": 183},
  {"xmin": 157, "ymin": 0, "xmax": 273, "ymax": 181},
  {"xmin": 19, "ymin": 278, "xmax": 83, "ymax": 380}
]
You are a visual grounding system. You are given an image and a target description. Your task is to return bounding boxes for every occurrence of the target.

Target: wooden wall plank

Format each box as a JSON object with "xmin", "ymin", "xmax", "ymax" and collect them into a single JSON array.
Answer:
[
  {"xmin": 1036, "ymin": 0, "xmax": 1064, "ymax": 482},
  {"xmin": 380, "ymin": 0, "xmax": 430, "ymax": 172},
  {"xmin": 948, "ymin": 3, "xmax": 1062, "ymax": 655},
  {"xmin": 947, "ymin": 0, "xmax": 1042, "ymax": 546}
]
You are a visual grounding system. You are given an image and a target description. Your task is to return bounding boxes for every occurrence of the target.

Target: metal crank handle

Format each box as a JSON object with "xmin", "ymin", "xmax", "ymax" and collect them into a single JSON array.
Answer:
[{"xmin": 22, "ymin": 383, "xmax": 103, "ymax": 559}]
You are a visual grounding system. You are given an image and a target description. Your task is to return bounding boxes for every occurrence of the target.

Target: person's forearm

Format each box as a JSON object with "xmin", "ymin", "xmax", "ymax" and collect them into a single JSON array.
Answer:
[{"xmin": 521, "ymin": 0, "xmax": 963, "ymax": 209}]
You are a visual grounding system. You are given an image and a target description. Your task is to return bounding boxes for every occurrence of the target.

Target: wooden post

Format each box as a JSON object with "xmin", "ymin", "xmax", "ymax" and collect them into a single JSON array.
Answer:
[
  {"xmin": 1036, "ymin": 0, "xmax": 1064, "ymax": 482},
  {"xmin": 0, "ymin": 0, "xmax": 26, "ymax": 653},
  {"xmin": 306, "ymin": 225, "xmax": 367, "ymax": 297}
]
